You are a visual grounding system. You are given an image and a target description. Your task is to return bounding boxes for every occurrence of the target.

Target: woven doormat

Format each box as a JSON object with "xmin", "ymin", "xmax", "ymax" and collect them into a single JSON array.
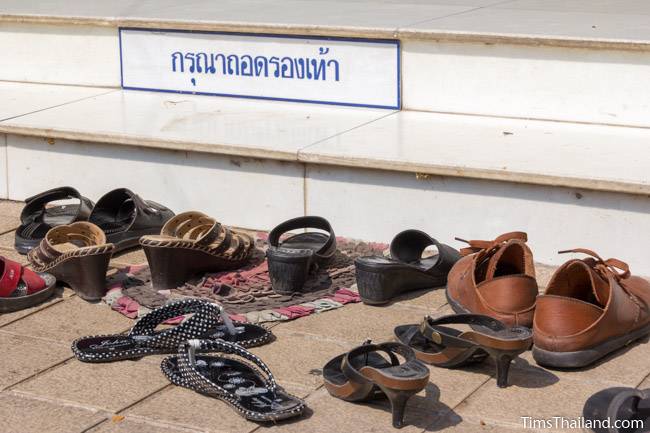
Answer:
[{"xmin": 103, "ymin": 233, "xmax": 387, "ymax": 324}]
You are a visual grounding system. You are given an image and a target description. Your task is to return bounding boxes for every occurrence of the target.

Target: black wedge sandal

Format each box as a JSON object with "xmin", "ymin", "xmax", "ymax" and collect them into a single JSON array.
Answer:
[
  {"xmin": 27, "ymin": 222, "xmax": 114, "ymax": 301},
  {"xmin": 72, "ymin": 299, "xmax": 273, "ymax": 362},
  {"xmin": 583, "ymin": 387, "xmax": 650, "ymax": 433},
  {"xmin": 267, "ymin": 216, "xmax": 336, "ymax": 294},
  {"xmin": 395, "ymin": 314, "xmax": 532, "ymax": 388},
  {"xmin": 323, "ymin": 341, "xmax": 430, "ymax": 429},
  {"xmin": 89, "ymin": 188, "xmax": 174, "ymax": 253},
  {"xmin": 355, "ymin": 230, "xmax": 460, "ymax": 305},
  {"xmin": 161, "ymin": 339, "xmax": 305, "ymax": 422},
  {"xmin": 15, "ymin": 186, "xmax": 94, "ymax": 254}
]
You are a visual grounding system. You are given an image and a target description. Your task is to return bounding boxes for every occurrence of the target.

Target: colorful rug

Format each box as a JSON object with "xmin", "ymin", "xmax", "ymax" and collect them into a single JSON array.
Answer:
[{"xmin": 103, "ymin": 234, "xmax": 387, "ymax": 324}]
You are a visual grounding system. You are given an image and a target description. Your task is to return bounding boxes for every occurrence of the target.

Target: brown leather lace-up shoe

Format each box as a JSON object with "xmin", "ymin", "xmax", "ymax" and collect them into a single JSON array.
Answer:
[
  {"xmin": 533, "ymin": 249, "xmax": 650, "ymax": 368},
  {"xmin": 445, "ymin": 232, "xmax": 538, "ymax": 328}
]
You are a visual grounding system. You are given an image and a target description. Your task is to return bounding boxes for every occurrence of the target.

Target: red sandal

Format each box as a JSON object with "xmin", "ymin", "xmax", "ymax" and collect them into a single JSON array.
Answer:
[{"xmin": 0, "ymin": 256, "xmax": 56, "ymax": 313}]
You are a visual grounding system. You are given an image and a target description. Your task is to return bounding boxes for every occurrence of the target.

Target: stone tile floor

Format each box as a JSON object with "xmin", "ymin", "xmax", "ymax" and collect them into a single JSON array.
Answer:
[{"xmin": 0, "ymin": 200, "xmax": 647, "ymax": 433}]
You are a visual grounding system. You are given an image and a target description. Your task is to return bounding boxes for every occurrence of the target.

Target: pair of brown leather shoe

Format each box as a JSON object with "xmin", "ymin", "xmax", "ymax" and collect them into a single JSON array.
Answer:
[{"xmin": 446, "ymin": 232, "xmax": 650, "ymax": 368}]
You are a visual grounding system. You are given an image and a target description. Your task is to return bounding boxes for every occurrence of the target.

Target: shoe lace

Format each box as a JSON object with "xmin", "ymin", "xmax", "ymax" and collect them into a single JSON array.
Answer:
[
  {"xmin": 455, "ymin": 231, "xmax": 528, "ymax": 258},
  {"xmin": 558, "ymin": 248, "xmax": 630, "ymax": 282}
]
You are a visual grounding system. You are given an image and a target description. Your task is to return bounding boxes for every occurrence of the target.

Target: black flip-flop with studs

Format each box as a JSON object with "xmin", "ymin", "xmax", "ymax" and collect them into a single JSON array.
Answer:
[
  {"xmin": 72, "ymin": 299, "xmax": 273, "ymax": 362},
  {"xmin": 161, "ymin": 339, "xmax": 305, "ymax": 422}
]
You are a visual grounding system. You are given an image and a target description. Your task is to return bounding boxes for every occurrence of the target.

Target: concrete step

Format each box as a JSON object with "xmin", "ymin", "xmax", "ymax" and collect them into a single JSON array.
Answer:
[
  {"xmin": 2, "ymin": 0, "xmax": 650, "ymax": 125},
  {"xmin": 0, "ymin": 81, "xmax": 648, "ymax": 273}
]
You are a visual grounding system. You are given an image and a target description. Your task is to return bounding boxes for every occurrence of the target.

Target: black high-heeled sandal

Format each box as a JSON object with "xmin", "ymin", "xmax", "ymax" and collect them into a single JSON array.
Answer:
[
  {"xmin": 266, "ymin": 216, "xmax": 336, "ymax": 294},
  {"xmin": 395, "ymin": 314, "xmax": 532, "ymax": 388},
  {"xmin": 323, "ymin": 341, "xmax": 430, "ymax": 428}
]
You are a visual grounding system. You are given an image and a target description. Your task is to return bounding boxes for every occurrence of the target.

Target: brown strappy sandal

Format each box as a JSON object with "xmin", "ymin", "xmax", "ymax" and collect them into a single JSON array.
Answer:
[
  {"xmin": 28, "ymin": 222, "xmax": 114, "ymax": 301},
  {"xmin": 140, "ymin": 211, "xmax": 255, "ymax": 290},
  {"xmin": 323, "ymin": 341, "xmax": 430, "ymax": 429},
  {"xmin": 395, "ymin": 314, "xmax": 532, "ymax": 388}
]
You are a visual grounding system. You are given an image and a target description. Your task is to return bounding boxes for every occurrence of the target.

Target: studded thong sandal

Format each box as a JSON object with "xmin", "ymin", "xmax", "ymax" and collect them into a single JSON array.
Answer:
[
  {"xmin": 0, "ymin": 256, "xmax": 56, "ymax": 313},
  {"xmin": 28, "ymin": 222, "xmax": 114, "ymax": 301},
  {"xmin": 15, "ymin": 186, "xmax": 94, "ymax": 254},
  {"xmin": 323, "ymin": 341, "xmax": 430, "ymax": 429},
  {"xmin": 161, "ymin": 339, "xmax": 306, "ymax": 422},
  {"xmin": 140, "ymin": 211, "xmax": 255, "ymax": 290},
  {"xmin": 267, "ymin": 216, "xmax": 336, "ymax": 294},
  {"xmin": 72, "ymin": 299, "xmax": 273, "ymax": 362},
  {"xmin": 395, "ymin": 314, "xmax": 532, "ymax": 388}
]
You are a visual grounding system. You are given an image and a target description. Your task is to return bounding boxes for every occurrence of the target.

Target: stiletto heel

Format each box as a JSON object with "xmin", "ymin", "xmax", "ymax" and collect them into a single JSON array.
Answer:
[
  {"xmin": 395, "ymin": 314, "xmax": 532, "ymax": 388},
  {"xmin": 323, "ymin": 341, "xmax": 429, "ymax": 429},
  {"xmin": 493, "ymin": 353, "xmax": 514, "ymax": 388},
  {"xmin": 381, "ymin": 387, "xmax": 419, "ymax": 428}
]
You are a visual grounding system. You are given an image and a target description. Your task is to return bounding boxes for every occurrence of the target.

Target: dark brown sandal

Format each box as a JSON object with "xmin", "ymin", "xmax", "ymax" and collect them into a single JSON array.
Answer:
[
  {"xmin": 140, "ymin": 211, "xmax": 255, "ymax": 290},
  {"xmin": 395, "ymin": 314, "xmax": 532, "ymax": 388},
  {"xmin": 28, "ymin": 222, "xmax": 114, "ymax": 301},
  {"xmin": 323, "ymin": 341, "xmax": 430, "ymax": 428}
]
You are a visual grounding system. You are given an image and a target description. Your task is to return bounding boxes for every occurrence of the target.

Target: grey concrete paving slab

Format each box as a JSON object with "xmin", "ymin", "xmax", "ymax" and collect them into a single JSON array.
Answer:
[
  {"xmin": 0, "ymin": 200, "xmax": 25, "ymax": 219},
  {"xmin": 0, "ymin": 332, "xmax": 72, "ymax": 390},
  {"xmin": 87, "ymin": 417, "xmax": 199, "ymax": 433},
  {"xmin": 0, "ymin": 246, "xmax": 30, "ymax": 265},
  {"xmin": 0, "ymin": 215, "xmax": 20, "ymax": 234},
  {"xmin": 257, "ymin": 387, "xmax": 443, "ymax": 433},
  {"xmin": 0, "ymin": 286, "xmax": 71, "ymax": 327},
  {"xmin": 428, "ymin": 412, "xmax": 527, "ymax": 432},
  {"xmin": 0, "ymin": 391, "xmax": 107, "ymax": 433},
  {"xmin": 111, "ymin": 248, "xmax": 147, "ymax": 266},
  {"xmin": 391, "ymin": 286, "xmax": 448, "ymax": 312},
  {"xmin": 272, "ymin": 302, "xmax": 430, "ymax": 344},
  {"xmin": 248, "ymin": 328, "xmax": 354, "ymax": 390},
  {"xmin": 14, "ymin": 358, "xmax": 169, "ymax": 412},
  {"xmin": 1, "ymin": 296, "xmax": 131, "ymax": 343},
  {"xmin": 455, "ymin": 373, "xmax": 616, "ymax": 432},
  {"xmin": 0, "ymin": 230, "xmax": 16, "ymax": 249},
  {"xmin": 518, "ymin": 338, "xmax": 650, "ymax": 387},
  {"xmin": 124, "ymin": 385, "xmax": 260, "ymax": 433}
]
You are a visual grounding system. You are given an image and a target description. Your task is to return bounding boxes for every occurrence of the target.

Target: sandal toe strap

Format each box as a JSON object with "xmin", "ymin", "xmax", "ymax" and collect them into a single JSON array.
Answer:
[
  {"xmin": 268, "ymin": 216, "xmax": 335, "ymax": 258},
  {"xmin": 20, "ymin": 186, "xmax": 90, "ymax": 226},
  {"xmin": 128, "ymin": 299, "xmax": 225, "ymax": 349},
  {"xmin": 341, "ymin": 341, "xmax": 414, "ymax": 385},
  {"xmin": 177, "ymin": 339, "xmax": 277, "ymax": 398}
]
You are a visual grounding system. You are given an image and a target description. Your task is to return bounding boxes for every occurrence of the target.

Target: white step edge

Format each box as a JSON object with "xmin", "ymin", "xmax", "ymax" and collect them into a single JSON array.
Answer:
[
  {"xmin": 0, "ymin": 82, "xmax": 647, "ymax": 196},
  {"xmin": 3, "ymin": 6, "xmax": 650, "ymax": 52}
]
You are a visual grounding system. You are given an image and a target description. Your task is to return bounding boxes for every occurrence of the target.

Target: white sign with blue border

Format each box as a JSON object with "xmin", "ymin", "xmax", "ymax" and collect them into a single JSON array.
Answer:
[{"xmin": 119, "ymin": 28, "xmax": 400, "ymax": 109}]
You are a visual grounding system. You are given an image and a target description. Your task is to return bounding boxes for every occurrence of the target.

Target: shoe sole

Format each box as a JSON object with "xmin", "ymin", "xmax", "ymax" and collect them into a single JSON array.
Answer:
[
  {"xmin": 532, "ymin": 321, "xmax": 650, "ymax": 368},
  {"xmin": 445, "ymin": 288, "xmax": 472, "ymax": 315}
]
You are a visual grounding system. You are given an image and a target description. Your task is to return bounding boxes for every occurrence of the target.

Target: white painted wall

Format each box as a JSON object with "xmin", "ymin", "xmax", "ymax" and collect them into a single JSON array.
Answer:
[
  {"xmin": 403, "ymin": 40, "xmax": 650, "ymax": 127},
  {"xmin": 305, "ymin": 164, "xmax": 650, "ymax": 275},
  {"xmin": 0, "ymin": 134, "xmax": 6, "ymax": 199},
  {"xmin": 6, "ymin": 134, "xmax": 650, "ymax": 274},
  {"xmin": 0, "ymin": 23, "xmax": 120, "ymax": 87},
  {"xmin": 6, "ymin": 135, "xmax": 304, "ymax": 230}
]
